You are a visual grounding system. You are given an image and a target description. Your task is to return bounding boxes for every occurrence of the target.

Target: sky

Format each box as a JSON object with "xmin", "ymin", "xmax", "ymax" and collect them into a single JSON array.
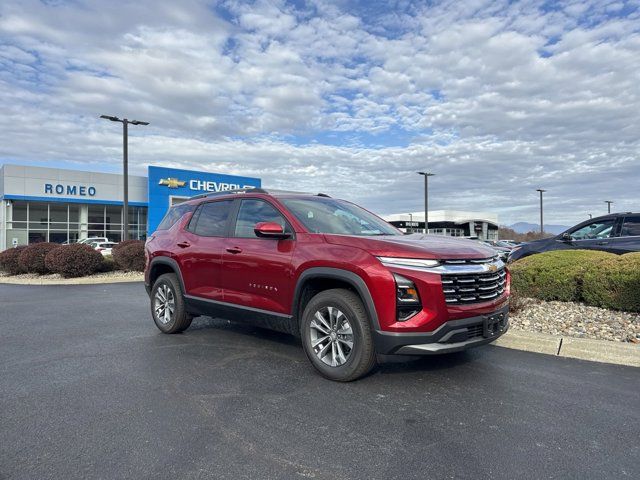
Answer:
[{"xmin": 0, "ymin": 0, "xmax": 639, "ymax": 225}]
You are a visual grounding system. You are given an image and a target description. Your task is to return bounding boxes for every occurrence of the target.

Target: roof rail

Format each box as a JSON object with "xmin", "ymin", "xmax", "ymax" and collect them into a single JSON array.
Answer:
[
  {"xmin": 317, "ymin": 192, "xmax": 331, "ymax": 197},
  {"xmin": 190, "ymin": 187, "xmax": 268, "ymax": 200}
]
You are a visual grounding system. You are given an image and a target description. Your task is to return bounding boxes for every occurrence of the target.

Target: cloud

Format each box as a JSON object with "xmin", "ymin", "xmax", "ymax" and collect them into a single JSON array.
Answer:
[{"xmin": 0, "ymin": 0, "xmax": 638, "ymax": 224}]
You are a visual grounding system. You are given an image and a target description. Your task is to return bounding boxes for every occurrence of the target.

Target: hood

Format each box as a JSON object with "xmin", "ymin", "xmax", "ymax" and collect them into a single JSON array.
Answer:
[{"xmin": 323, "ymin": 233, "xmax": 496, "ymax": 260}]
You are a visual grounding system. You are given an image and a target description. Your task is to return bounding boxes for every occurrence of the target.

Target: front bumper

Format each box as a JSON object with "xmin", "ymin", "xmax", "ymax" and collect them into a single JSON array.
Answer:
[{"xmin": 373, "ymin": 305, "xmax": 509, "ymax": 355}]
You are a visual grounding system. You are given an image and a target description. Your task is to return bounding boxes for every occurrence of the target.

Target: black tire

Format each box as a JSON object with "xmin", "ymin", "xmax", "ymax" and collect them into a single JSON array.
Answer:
[
  {"xmin": 300, "ymin": 288, "xmax": 376, "ymax": 382},
  {"xmin": 150, "ymin": 273, "xmax": 192, "ymax": 334}
]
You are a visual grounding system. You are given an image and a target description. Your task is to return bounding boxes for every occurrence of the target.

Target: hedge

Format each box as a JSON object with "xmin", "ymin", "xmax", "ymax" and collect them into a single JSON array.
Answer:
[
  {"xmin": 112, "ymin": 240, "xmax": 145, "ymax": 271},
  {"xmin": 18, "ymin": 242, "xmax": 60, "ymax": 274},
  {"xmin": 44, "ymin": 243, "xmax": 104, "ymax": 278},
  {"xmin": 582, "ymin": 252, "xmax": 640, "ymax": 312},
  {"xmin": 0, "ymin": 246, "xmax": 28, "ymax": 275},
  {"xmin": 510, "ymin": 250, "xmax": 640, "ymax": 312}
]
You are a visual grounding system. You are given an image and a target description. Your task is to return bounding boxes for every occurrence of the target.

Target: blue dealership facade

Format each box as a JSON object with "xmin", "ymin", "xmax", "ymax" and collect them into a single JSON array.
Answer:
[{"xmin": 0, "ymin": 163, "xmax": 261, "ymax": 250}]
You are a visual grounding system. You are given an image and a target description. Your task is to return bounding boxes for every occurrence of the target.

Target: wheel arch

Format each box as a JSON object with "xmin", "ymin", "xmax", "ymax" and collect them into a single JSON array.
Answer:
[
  {"xmin": 292, "ymin": 267, "xmax": 380, "ymax": 331},
  {"xmin": 148, "ymin": 257, "xmax": 186, "ymax": 293}
]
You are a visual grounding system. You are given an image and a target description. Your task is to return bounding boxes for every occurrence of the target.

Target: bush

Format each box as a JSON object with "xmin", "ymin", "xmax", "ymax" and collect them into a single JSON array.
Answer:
[
  {"xmin": 509, "ymin": 250, "xmax": 614, "ymax": 302},
  {"xmin": 44, "ymin": 243, "xmax": 104, "ymax": 278},
  {"xmin": 0, "ymin": 246, "xmax": 28, "ymax": 275},
  {"xmin": 510, "ymin": 250, "xmax": 640, "ymax": 312},
  {"xmin": 112, "ymin": 240, "xmax": 145, "ymax": 271},
  {"xmin": 17, "ymin": 242, "xmax": 60, "ymax": 274},
  {"xmin": 582, "ymin": 253, "xmax": 640, "ymax": 312},
  {"xmin": 97, "ymin": 255, "xmax": 116, "ymax": 273}
]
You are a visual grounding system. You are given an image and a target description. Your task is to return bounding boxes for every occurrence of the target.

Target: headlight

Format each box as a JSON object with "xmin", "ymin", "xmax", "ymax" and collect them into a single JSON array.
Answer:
[
  {"xmin": 393, "ymin": 273, "xmax": 421, "ymax": 321},
  {"xmin": 377, "ymin": 257, "xmax": 440, "ymax": 269}
]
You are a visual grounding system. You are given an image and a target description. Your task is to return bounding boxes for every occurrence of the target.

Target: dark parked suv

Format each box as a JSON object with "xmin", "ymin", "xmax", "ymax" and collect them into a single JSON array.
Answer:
[
  {"xmin": 509, "ymin": 212, "xmax": 640, "ymax": 262},
  {"xmin": 145, "ymin": 189, "xmax": 510, "ymax": 381}
]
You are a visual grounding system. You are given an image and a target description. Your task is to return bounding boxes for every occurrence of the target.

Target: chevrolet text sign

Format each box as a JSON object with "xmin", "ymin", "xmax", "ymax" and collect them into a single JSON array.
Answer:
[{"xmin": 147, "ymin": 166, "xmax": 261, "ymax": 233}]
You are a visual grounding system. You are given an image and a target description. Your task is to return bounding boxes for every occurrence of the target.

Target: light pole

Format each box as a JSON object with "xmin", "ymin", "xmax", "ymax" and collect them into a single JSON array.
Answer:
[
  {"xmin": 408, "ymin": 213, "xmax": 413, "ymax": 233},
  {"xmin": 100, "ymin": 115, "xmax": 149, "ymax": 241},
  {"xmin": 536, "ymin": 189, "xmax": 546, "ymax": 234},
  {"xmin": 417, "ymin": 172, "xmax": 435, "ymax": 234},
  {"xmin": 605, "ymin": 200, "xmax": 613, "ymax": 214}
]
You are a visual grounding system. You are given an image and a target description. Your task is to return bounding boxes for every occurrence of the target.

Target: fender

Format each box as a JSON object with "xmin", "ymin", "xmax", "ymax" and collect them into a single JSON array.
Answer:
[
  {"xmin": 147, "ymin": 256, "xmax": 186, "ymax": 294},
  {"xmin": 292, "ymin": 267, "xmax": 380, "ymax": 330}
]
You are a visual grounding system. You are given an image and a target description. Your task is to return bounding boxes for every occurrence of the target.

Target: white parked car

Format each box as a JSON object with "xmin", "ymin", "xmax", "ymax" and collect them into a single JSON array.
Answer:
[
  {"xmin": 78, "ymin": 237, "xmax": 109, "ymax": 245},
  {"xmin": 90, "ymin": 241, "xmax": 117, "ymax": 256}
]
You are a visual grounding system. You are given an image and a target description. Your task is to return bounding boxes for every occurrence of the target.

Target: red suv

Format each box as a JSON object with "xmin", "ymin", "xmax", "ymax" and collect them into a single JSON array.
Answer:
[{"xmin": 145, "ymin": 189, "xmax": 510, "ymax": 381}]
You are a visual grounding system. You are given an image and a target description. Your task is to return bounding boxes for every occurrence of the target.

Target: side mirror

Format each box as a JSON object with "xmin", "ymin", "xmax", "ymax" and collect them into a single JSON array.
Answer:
[
  {"xmin": 560, "ymin": 232, "xmax": 572, "ymax": 242},
  {"xmin": 254, "ymin": 222, "xmax": 291, "ymax": 239}
]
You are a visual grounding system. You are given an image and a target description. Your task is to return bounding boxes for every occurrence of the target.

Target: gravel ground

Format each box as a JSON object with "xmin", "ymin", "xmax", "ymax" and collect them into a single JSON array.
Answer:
[
  {"xmin": 511, "ymin": 297, "xmax": 640, "ymax": 343},
  {"xmin": 0, "ymin": 270, "xmax": 143, "ymax": 283}
]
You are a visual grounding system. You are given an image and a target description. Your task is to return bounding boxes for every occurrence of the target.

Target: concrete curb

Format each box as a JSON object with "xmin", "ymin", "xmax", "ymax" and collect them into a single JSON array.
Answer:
[
  {"xmin": 0, "ymin": 275, "xmax": 143, "ymax": 285},
  {"xmin": 493, "ymin": 329, "xmax": 640, "ymax": 368}
]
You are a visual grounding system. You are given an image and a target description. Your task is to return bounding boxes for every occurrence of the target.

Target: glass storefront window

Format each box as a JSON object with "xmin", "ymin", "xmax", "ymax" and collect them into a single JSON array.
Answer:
[
  {"xmin": 29, "ymin": 203, "xmax": 48, "ymax": 228},
  {"xmin": 69, "ymin": 205, "xmax": 79, "ymax": 222},
  {"xmin": 50, "ymin": 204, "xmax": 68, "ymax": 223},
  {"xmin": 12, "ymin": 201, "xmax": 28, "ymax": 221},
  {"xmin": 106, "ymin": 206, "xmax": 122, "ymax": 227}
]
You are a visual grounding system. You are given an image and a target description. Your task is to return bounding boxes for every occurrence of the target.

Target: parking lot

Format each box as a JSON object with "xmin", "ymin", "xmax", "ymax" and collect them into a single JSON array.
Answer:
[{"xmin": 1, "ymin": 283, "xmax": 638, "ymax": 479}]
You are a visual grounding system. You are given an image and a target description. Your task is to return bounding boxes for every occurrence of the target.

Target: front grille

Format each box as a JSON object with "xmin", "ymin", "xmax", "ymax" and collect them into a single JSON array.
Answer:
[
  {"xmin": 466, "ymin": 324, "xmax": 484, "ymax": 339},
  {"xmin": 442, "ymin": 268, "xmax": 507, "ymax": 304}
]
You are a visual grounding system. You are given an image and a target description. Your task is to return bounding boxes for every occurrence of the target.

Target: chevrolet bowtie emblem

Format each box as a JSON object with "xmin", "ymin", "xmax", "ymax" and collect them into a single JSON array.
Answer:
[{"xmin": 158, "ymin": 178, "xmax": 186, "ymax": 188}]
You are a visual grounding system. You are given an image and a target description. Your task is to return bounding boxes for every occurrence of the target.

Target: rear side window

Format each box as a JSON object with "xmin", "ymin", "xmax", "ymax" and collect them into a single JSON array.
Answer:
[
  {"xmin": 620, "ymin": 216, "xmax": 640, "ymax": 237},
  {"xmin": 192, "ymin": 200, "xmax": 232, "ymax": 237},
  {"xmin": 157, "ymin": 204, "xmax": 194, "ymax": 231}
]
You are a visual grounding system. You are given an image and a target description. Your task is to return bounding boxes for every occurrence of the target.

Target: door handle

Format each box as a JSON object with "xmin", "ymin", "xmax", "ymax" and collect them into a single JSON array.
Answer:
[
  {"xmin": 596, "ymin": 241, "xmax": 609, "ymax": 245},
  {"xmin": 177, "ymin": 241, "xmax": 191, "ymax": 248},
  {"xmin": 226, "ymin": 247, "xmax": 242, "ymax": 254}
]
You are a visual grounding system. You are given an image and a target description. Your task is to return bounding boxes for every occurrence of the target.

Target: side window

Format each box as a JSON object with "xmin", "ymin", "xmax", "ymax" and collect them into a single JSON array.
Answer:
[
  {"xmin": 233, "ymin": 199, "xmax": 290, "ymax": 238},
  {"xmin": 569, "ymin": 219, "xmax": 615, "ymax": 240},
  {"xmin": 620, "ymin": 216, "xmax": 640, "ymax": 237},
  {"xmin": 192, "ymin": 200, "xmax": 232, "ymax": 237},
  {"xmin": 156, "ymin": 204, "xmax": 194, "ymax": 230}
]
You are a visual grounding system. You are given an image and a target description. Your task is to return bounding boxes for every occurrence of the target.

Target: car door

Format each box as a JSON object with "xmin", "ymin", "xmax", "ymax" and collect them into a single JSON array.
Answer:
[
  {"xmin": 177, "ymin": 199, "xmax": 233, "ymax": 301},
  {"xmin": 609, "ymin": 215, "xmax": 640, "ymax": 254},
  {"xmin": 562, "ymin": 218, "xmax": 616, "ymax": 251},
  {"xmin": 222, "ymin": 198, "xmax": 295, "ymax": 316}
]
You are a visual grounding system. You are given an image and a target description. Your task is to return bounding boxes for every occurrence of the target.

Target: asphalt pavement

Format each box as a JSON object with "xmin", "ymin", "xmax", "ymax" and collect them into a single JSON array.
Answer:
[{"xmin": 0, "ymin": 283, "xmax": 638, "ymax": 480}]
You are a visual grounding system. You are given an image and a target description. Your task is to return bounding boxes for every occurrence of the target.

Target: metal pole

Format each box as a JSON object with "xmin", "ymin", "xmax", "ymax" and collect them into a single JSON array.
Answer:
[
  {"xmin": 536, "ymin": 189, "xmax": 546, "ymax": 234},
  {"xmin": 123, "ymin": 119, "xmax": 129, "ymax": 241},
  {"xmin": 424, "ymin": 174, "xmax": 428, "ymax": 234},
  {"xmin": 605, "ymin": 201, "xmax": 613, "ymax": 214}
]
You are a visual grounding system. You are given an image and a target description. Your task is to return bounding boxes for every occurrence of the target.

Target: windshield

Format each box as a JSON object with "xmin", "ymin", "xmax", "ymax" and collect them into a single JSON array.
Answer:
[{"xmin": 281, "ymin": 198, "xmax": 401, "ymax": 236}]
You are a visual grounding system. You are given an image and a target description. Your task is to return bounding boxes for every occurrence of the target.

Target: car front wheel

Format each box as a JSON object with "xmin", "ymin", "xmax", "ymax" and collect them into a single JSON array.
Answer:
[
  {"xmin": 300, "ymin": 288, "xmax": 376, "ymax": 381},
  {"xmin": 150, "ymin": 273, "xmax": 192, "ymax": 334}
]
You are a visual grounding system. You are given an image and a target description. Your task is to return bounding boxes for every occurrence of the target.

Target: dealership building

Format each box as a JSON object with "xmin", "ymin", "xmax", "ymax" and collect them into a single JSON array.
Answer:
[
  {"xmin": 0, "ymin": 164, "xmax": 260, "ymax": 250},
  {"xmin": 383, "ymin": 211, "xmax": 499, "ymax": 241}
]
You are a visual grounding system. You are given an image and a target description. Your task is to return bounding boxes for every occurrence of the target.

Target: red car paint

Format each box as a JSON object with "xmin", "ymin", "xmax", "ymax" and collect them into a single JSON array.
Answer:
[{"xmin": 145, "ymin": 191, "xmax": 510, "ymax": 355}]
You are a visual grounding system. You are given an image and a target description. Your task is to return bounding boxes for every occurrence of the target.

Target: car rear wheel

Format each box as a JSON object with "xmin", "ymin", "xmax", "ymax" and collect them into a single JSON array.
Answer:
[
  {"xmin": 151, "ymin": 273, "xmax": 192, "ymax": 334},
  {"xmin": 300, "ymin": 288, "xmax": 376, "ymax": 382}
]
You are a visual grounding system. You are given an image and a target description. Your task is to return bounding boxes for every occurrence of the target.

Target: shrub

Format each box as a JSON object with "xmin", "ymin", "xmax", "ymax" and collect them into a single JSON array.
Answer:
[
  {"xmin": 582, "ymin": 253, "xmax": 640, "ymax": 312},
  {"xmin": 509, "ymin": 250, "xmax": 614, "ymax": 302},
  {"xmin": 97, "ymin": 255, "xmax": 116, "ymax": 273},
  {"xmin": 113, "ymin": 240, "xmax": 145, "ymax": 271},
  {"xmin": 44, "ymin": 243, "xmax": 104, "ymax": 278},
  {"xmin": 17, "ymin": 242, "xmax": 60, "ymax": 274},
  {"xmin": 0, "ymin": 246, "xmax": 28, "ymax": 275}
]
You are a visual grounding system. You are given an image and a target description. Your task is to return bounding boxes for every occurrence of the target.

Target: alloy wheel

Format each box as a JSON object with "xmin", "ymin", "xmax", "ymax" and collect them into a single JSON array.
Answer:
[
  {"xmin": 309, "ymin": 306, "xmax": 354, "ymax": 367},
  {"xmin": 154, "ymin": 284, "xmax": 175, "ymax": 325}
]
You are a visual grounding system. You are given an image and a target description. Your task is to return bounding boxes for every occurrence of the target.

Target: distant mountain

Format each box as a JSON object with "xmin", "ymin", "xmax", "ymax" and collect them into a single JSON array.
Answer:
[{"xmin": 508, "ymin": 222, "xmax": 569, "ymax": 235}]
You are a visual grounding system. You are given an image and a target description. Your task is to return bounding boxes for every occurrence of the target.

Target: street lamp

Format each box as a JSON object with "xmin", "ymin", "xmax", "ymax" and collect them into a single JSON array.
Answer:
[
  {"xmin": 604, "ymin": 200, "xmax": 613, "ymax": 214},
  {"xmin": 417, "ymin": 172, "xmax": 435, "ymax": 234},
  {"xmin": 536, "ymin": 189, "xmax": 546, "ymax": 234},
  {"xmin": 100, "ymin": 115, "xmax": 149, "ymax": 241}
]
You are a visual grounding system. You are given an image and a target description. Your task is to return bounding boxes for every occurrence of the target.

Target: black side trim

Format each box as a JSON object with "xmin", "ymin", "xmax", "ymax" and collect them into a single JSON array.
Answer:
[
  {"xmin": 184, "ymin": 295, "xmax": 296, "ymax": 334},
  {"xmin": 147, "ymin": 257, "xmax": 186, "ymax": 294},
  {"xmin": 292, "ymin": 267, "xmax": 380, "ymax": 330}
]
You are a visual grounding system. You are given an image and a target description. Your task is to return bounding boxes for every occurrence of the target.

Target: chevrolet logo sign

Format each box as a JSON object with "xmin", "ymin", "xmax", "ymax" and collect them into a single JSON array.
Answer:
[{"xmin": 158, "ymin": 178, "xmax": 186, "ymax": 189}]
